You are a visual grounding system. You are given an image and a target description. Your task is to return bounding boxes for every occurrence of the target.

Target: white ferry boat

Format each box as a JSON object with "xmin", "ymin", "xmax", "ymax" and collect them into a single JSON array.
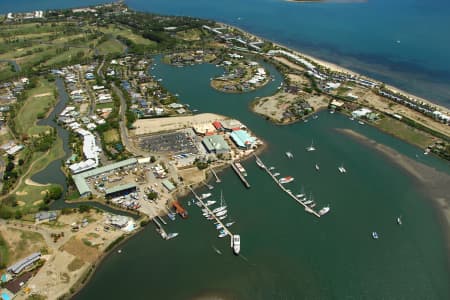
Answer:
[
  {"xmin": 279, "ymin": 176, "xmax": 294, "ymax": 184},
  {"xmin": 232, "ymin": 235, "xmax": 241, "ymax": 255}
]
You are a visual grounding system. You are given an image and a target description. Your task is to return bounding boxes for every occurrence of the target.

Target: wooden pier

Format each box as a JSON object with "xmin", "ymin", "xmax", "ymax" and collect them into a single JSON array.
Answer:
[
  {"xmin": 210, "ymin": 167, "xmax": 221, "ymax": 183},
  {"xmin": 231, "ymin": 162, "xmax": 251, "ymax": 188},
  {"xmin": 254, "ymin": 154, "xmax": 321, "ymax": 218},
  {"xmin": 188, "ymin": 186, "xmax": 233, "ymax": 241}
]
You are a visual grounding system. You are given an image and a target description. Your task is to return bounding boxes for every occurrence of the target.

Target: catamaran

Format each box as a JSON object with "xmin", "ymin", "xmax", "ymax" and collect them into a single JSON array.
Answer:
[
  {"xmin": 286, "ymin": 152, "xmax": 294, "ymax": 159},
  {"xmin": 338, "ymin": 164, "xmax": 347, "ymax": 173},
  {"xmin": 232, "ymin": 235, "xmax": 241, "ymax": 255},
  {"xmin": 372, "ymin": 232, "xmax": 379, "ymax": 239},
  {"xmin": 306, "ymin": 140, "xmax": 316, "ymax": 152}
]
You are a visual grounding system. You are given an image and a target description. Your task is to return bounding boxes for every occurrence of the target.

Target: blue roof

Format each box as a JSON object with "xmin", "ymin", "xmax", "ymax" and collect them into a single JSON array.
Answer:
[
  {"xmin": 2, "ymin": 293, "xmax": 10, "ymax": 300},
  {"xmin": 230, "ymin": 130, "xmax": 256, "ymax": 148}
]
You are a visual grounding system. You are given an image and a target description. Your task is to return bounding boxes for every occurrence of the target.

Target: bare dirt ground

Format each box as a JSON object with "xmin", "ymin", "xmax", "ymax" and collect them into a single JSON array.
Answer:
[
  {"xmin": 253, "ymin": 91, "xmax": 328, "ymax": 122},
  {"xmin": 132, "ymin": 113, "xmax": 227, "ymax": 135},
  {"xmin": 12, "ymin": 211, "xmax": 127, "ymax": 300},
  {"xmin": 178, "ymin": 167, "xmax": 206, "ymax": 186},
  {"xmin": 25, "ymin": 178, "xmax": 49, "ymax": 187}
]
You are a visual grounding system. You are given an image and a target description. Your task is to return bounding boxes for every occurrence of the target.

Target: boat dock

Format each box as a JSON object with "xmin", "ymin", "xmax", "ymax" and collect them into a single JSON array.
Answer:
[
  {"xmin": 254, "ymin": 154, "xmax": 321, "ymax": 218},
  {"xmin": 157, "ymin": 216, "xmax": 167, "ymax": 225},
  {"xmin": 152, "ymin": 218, "xmax": 168, "ymax": 239},
  {"xmin": 231, "ymin": 162, "xmax": 251, "ymax": 188},
  {"xmin": 210, "ymin": 167, "xmax": 221, "ymax": 183},
  {"xmin": 188, "ymin": 186, "xmax": 234, "ymax": 243}
]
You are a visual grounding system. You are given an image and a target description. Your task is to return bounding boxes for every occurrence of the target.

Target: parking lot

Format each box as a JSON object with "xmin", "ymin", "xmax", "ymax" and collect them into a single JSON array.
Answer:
[{"xmin": 138, "ymin": 129, "xmax": 200, "ymax": 155}]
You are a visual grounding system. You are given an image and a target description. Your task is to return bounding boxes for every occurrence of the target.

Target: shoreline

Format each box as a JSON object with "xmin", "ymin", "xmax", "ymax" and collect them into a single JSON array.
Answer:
[
  {"xmin": 219, "ymin": 22, "xmax": 450, "ymax": 114},
  {"xmin": 337, "ymin": 128, "xmax": 450, "ymax": 260}
]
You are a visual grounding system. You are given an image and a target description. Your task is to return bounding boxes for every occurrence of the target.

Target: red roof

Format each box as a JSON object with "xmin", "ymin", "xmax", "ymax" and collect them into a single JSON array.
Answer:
[{"xmin": 212, "ymin": 121, "xmax": 223, "ymax": 129}]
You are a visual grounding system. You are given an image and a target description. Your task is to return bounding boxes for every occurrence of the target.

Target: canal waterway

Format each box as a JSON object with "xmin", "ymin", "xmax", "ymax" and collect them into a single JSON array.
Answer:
[{"xmin": 75, "ymin": 58, "xmax": 450, "ymax": 299}]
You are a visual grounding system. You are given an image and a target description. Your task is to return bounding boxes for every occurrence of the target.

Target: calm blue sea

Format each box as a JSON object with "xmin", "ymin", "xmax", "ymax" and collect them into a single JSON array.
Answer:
[{"xmin": 1, "ymin": 0, "xmax": 450, "ymax": 106}]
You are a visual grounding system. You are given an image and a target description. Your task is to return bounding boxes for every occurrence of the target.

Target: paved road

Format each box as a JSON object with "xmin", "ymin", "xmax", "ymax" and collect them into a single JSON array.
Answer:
[{"xmin": 112, "ymin": 83, "xmax": 147, "ymax": 157}]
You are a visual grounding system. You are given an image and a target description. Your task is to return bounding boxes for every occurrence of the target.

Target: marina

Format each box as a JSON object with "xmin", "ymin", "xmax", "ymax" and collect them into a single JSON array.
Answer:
[
  {"xmin": 254, "ymin": 154, "xmax": 322, "ymax": 218},
  {"xmin": 188, "ymin": 186, "xmax": 238, "ymax": 252}
]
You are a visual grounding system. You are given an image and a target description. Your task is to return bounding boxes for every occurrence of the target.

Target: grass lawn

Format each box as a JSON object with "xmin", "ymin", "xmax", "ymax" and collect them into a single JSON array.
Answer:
[
  {"xmin": 97, "ymin": 25, "xmax": 156, "ymax": 46},
  {"xmin": 15, "ymin": 78, "xmax": 55, "ymax": 136},
  {"xmin": 377, "ymin": 117, "xmax": 434, "ymax": 148},
  {"xmin": 0, "ymin": 232, "xmax": 9, "ymax": 269},
  {"xmin": 176, "ymin": 28, "xmax": 202, "ymax": 41},
  {"xmin": 0, "ymin": 228, "xmax": 46, "ymax": 268},
  {"xmin": 96, "ymin": 102, "xmax": 114, "ymax": 110},
  {"xmin": 43, "ymin": 47, "xmax": 91, "ymax": 67},
  {"xmin": 97, "ymin": 38, "xmax": 125, "ymax": 56},
  {"xmin": 103, "ymin": 129, "xmax": 120, "ymax": 143}
]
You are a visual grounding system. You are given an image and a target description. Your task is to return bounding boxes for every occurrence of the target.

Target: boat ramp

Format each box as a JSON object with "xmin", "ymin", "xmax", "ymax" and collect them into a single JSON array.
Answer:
[{"xmin": 254, "ymin": 154, "xmax": 321, "ymax": 218}]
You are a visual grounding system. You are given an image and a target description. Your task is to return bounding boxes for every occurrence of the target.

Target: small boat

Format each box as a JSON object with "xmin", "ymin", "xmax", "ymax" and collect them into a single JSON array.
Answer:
[
  {"xmin": 309, "ymin": 202, "xmax": 317, "ymax": 208},
  {"xmin": 330, "ymin": 109, "xmax": 335, "ymax": 114},
  {"xmin": 372, "ymin": 232, "xmax": 379, "ymax": 239},
  {"xmin": 273, "ymin": 172, "xmax": 280, "ymax": 177},
  {"xmin": 213, "ymin": 246, "xmax": 222, "ymax": 255},
  {"xmin": 218, "ymin": 215, "xmax": 227, "ymax": 220},
  {"xmin": 117, "ymin": 249, "xmax": 122, "ymax": 254},
  {"xmin": 358, "ymin": 121, "xmax": 364, "ymax": 125},
  {"xmin": 303, "ymin": 119, "xmax": 308, "ymax": 123},
  {"xmin": 304, "ymin": 200, "xmax": 313, "ymax": 205},
  {"xmin": 338, "ymin": 164, "xmax": 347, "ymax": 173},
  {"xmin": 279, "ymin": 176, "xmax": 294, "ymax": 184},
  {"xmin": 255, "ymin": 159, "xmax": 265, "ymax": 169},
  {"xmin": 296, "ymin": 194, "xmax": 305, "ymax": 198},
  {"xmin": 218, "ymin": 230, "xmax": 227, "ymax": 238},
  {"xmin": 225, "ymin": 221, "xmax": 235, "ymax": 227},
  {"xmin": 313, "ymin": 115, "xmax": 318, "ymax": 120},
  {"xmin": 205, "ymin": 200, "xmax": 216, "ymax": 206},
  {"xmin": 195, "ymin": 201, "xmax": 202, "ymax": 207},
  {"xmin": 215, "ymin": 210, "xmax": 228, "ymax": 217},
  {"xmin": 201, "ymin": 193, "xmax": 212, "ymax": 199},
  {"xmin": 319, "ymin": 206, "xmax": 330, "ymax": 216},
  {"xmin": 232, "ymin": 235, "xmax": 241, "ymax": 255},
  {"xmin": 315, "ymin": 164, "xmax": 320, "ymax": 171},
  {"xmin": 306, "ymin": 140, "xmax": 316, "ymax": 152},
  {"xmin": 166, "ymin": 232, "xmax": 179, "ymax": 240},
  {"xmin": 269, "ymin": 166, "xmax": 275, "ymax": 171},
  {"xmin": 167, "ymin": 212, "xmax": 176, "ymax": 221},
  {"xmin": 212, "ymin": 206, "xmax": 227, "ymax": 213},
  {"xmin": 286, "ymin": 151, "xmax": 294, "ymax": 159},
  {"xmin": 215, "ymin": 223, "xmax": 224, "ymax": 230},
  {"xmin": 349, "ymin": 117, "xmax": 355, "ymax": 121},
  {"xmin": 188, "ymin": 201, "xmax": 191, "ymax": 206},
  {"xmin": 397, "ymin": 216, "xmax": 402, "ymax": 225}
]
